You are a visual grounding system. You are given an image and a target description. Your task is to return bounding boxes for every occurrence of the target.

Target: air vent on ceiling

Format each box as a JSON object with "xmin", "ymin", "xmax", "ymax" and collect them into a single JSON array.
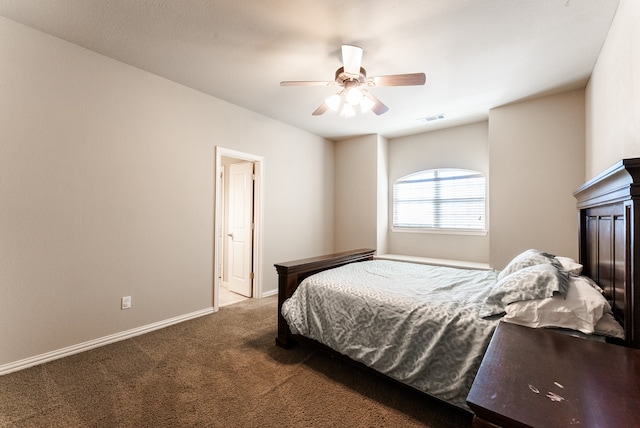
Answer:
[{"xmin": 419, "ymin": 114, "xmax": 446, "ymax": 122}]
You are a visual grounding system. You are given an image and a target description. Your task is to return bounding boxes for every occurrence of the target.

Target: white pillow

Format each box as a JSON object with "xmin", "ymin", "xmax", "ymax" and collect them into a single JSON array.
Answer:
[
  {"xmin": 594, "ymin": 312, "xmax": 625, "ymax": 340},
  {"xmin": 502, "ymin": 275, "xmax": 610, "ymax": 334},
  {"xmin": 555, "ymin": 256, "xmax": 583, "ymax": 275}
]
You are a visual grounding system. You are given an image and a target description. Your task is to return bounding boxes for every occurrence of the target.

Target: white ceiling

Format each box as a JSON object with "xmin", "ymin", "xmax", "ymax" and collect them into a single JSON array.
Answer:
[{"xmin": 0, "ymin": 0, "xmax": 620, "ymax": 140}]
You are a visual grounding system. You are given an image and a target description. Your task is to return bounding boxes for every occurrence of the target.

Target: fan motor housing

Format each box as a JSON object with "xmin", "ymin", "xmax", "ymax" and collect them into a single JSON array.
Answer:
[{"xmin": 335, "ymin": 67, "xmax": 367, "ymax": 85}]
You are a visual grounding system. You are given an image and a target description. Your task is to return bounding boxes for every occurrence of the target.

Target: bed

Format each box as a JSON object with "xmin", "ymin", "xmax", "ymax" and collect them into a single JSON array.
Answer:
[{"xmin": 274, "ymin": 157, "xmax": 640, "ymax": 410}]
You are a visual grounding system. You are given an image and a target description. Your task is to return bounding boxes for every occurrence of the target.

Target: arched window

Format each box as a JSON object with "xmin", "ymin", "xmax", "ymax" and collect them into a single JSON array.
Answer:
[{"xmin": 393, "ymin": 168, "xmax": 486, "ymax": 232}]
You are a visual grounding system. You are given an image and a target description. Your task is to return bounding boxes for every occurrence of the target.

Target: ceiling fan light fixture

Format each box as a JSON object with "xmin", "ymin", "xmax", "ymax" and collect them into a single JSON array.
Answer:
[
  {"xmin": 281, "ymin": 45, "xmax": 425, "ymax": 117},
  {"xmin": 345, "ymin": 86, "xmax": 363, "ymax": 105},
  {"xmin": 341, "ymin": 103, "xmax": 356, "ymax": 117},
  {"xmin": 325, "ymin": 93, "xmax": 342, "ymax": 111},
  {"xmin": 359, "ymin": 95, "xmax": 375, "ymax": 113}
]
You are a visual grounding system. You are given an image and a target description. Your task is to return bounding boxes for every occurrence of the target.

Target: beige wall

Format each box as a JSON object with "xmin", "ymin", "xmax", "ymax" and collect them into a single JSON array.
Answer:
[
  {"xmin": 338, "ymin": 96, "xmax": 585, "ymax": 269},
  {"xmin": 388, "ymin": 122, "xmax": 490, "ymax": 263},
  {"xmin": 489, "ymin": 90, "xmax": 585, "ymax": 269},
  {"xmin": 586, "ymin": 0, "xmax": 640, "ymax": 179},
  {"xmin": 0, "ymin": 18, "xmax": 334, "ymax": 367},
  {"xmin": 334, "ymin": 135, "xmax": 379, "ymax": 252},
  {"xmin": 334, "ymin": 134, "xmax": 390, "ymax": 254},
  {"xmin": 376, "ymin": 135, "xmax": 389, "ymax": 255}
]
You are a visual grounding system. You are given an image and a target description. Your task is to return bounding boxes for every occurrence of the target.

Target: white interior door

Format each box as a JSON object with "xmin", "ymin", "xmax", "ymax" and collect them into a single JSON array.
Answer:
[{"xmin": 226, "ymin": 161, "xmax": 254, "ymax": 297}]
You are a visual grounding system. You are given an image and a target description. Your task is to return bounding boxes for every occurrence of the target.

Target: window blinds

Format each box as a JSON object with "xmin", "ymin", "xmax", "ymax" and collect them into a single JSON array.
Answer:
[{"xmin": 393, "ymin": 169, "xmax": 486, "ymax": 230}]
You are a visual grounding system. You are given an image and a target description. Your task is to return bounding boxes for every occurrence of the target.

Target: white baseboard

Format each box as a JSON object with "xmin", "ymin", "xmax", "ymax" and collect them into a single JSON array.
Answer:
[
  {"xmin": 261, "ymin": 288, "xmax": 278, "ymax": 298},
  {"xmin": 0, "ymin": 307, "xmax": 215, "ymax": 376}
]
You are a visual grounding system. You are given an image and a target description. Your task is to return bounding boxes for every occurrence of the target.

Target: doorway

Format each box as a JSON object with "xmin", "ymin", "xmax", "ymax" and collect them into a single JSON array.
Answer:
[{"xmin": 214, "ymin": 147, "xmax": 263, "ymax": 310}]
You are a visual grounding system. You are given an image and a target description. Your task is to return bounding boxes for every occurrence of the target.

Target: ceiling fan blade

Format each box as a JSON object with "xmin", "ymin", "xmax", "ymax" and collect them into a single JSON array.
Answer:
[
  {"xmin": 280, "ymin": 80, "xmax": 333, "ymax": 86},
  {"xmin": 312, "ymin": 102, "xmax": 329, "ymax": 116},
  {"xmin": 342, "ymin": 45, "xmax": 363, "ymax": 77},
  {"xmin": 364, "ymin": 92, "xmax": 389, "ymax": 115},
  {"xmin": 371, "ymin": 73, "xmax": 426, "ymax": 87}
]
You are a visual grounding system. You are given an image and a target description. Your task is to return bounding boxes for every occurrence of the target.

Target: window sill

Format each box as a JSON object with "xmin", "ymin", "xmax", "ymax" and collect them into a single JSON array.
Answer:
[
  {"xmin": 391, "ymin": 227, "xmax": 488, "ymax": 236},
  {"xmin": 376, "ymin": 254, "xmax": 492, "ymax": 270}
]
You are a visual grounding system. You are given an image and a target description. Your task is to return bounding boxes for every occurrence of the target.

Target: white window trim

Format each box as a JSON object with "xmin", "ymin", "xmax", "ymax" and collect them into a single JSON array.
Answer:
[
  {"xmin": 392, "ymin": 168, "xmax": 487, "ymax": 234},
  {"xmin": 391, "ymin": 226, "xmax": 488, "ymax": 236}
]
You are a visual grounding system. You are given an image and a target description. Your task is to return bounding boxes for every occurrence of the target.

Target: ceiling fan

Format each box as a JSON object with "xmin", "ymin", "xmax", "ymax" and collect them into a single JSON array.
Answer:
[{"xmin": 280, "ymin": 45, "xmax": 426, "ymax": 117}]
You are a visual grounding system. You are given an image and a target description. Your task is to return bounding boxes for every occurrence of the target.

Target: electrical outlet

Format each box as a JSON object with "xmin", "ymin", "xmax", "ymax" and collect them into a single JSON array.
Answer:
[{"xmin": 121, "ymin": 296, "xmax": 132, "ymax": 310}]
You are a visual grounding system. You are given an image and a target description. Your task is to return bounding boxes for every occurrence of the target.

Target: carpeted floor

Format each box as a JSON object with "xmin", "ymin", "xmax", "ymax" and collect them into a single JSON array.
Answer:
[{"xmin": 0, "ymin": 296, "xmax": 472, "ymax": 427}]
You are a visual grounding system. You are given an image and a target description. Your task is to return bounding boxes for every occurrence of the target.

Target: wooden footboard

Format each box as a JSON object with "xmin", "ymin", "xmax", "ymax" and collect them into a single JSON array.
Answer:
[{"xmin": 274, "ymin": 248, "xmax": 376, "ymax": 348}]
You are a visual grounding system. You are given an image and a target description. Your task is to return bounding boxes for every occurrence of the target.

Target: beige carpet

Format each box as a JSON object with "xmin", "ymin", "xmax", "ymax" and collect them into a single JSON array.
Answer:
[{"xmin": 0, "ymin": 296, "xmax": 472, "ymax": 427}]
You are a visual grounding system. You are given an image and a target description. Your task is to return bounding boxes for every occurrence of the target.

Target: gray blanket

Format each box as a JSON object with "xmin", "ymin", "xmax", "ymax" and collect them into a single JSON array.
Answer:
[{"xmin": 281, "ymin": 260, "xmax": 499, "ymax": 409}]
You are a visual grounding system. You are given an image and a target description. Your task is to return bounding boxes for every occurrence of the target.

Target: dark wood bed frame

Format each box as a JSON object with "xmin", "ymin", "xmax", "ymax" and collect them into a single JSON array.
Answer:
[
  {"xmin": 274, "ymin": 159, "xmax": 640, "ymax": 391},
  {"xmin": 275, "ymin": 248, "xmax": 376, "ymax": 349}
]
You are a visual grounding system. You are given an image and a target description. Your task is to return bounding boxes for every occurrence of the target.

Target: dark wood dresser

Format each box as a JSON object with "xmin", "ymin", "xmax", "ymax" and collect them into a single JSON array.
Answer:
[{"xmin": 467, "ymin": 322, "xmax": 640, "ymax": 427}]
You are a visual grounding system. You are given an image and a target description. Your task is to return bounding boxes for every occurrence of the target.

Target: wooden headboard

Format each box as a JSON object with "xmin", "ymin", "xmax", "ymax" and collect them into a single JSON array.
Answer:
[{"xmin": 574, "ymin": 158, "xmax": 640, "ymax": 348}]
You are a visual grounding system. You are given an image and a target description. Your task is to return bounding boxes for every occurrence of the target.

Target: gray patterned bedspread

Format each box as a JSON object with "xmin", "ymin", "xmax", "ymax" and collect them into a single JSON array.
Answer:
[{"xmin": 281, "ymin": 259, "xmax": 499, "ymax": 409}]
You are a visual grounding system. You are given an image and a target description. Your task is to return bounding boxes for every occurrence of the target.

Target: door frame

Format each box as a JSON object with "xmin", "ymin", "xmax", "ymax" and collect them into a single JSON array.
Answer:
[{"xmin": 214, "ymin": 147, "xmax": 264, "ymax": 311}]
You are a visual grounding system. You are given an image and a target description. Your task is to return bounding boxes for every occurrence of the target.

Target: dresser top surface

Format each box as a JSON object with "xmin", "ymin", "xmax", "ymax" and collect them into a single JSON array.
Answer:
[{"xmin": 467, "ymin": 322, "xmax": 640, "ymax": 428}]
